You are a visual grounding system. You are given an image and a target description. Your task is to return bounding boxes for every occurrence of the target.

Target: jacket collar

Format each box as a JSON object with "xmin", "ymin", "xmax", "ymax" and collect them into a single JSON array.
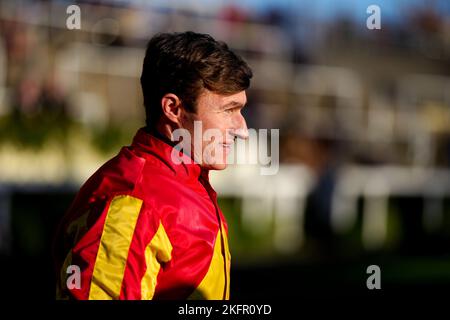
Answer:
[{"xmin": 131, "ymin": 127, "xmax": 206, "ymax": 181}]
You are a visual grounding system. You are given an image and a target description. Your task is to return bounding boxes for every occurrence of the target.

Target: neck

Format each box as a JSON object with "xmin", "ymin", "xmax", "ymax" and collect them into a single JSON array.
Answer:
[{"xmin": 146, "ymin": 123, "xmax": 176, "ymax": 147}]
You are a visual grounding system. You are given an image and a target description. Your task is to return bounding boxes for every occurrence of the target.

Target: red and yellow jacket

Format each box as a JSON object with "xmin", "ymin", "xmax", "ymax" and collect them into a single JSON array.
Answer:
[{"xmin": 54, "ymin": 128, "xmax": 231, "ymax": 300}]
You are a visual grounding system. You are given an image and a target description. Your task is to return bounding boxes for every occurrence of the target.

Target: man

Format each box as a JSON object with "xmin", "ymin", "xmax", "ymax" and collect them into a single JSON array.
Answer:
[{"xmin": 53, "ymin": 31, "xmax": 252, "ymax": 300}]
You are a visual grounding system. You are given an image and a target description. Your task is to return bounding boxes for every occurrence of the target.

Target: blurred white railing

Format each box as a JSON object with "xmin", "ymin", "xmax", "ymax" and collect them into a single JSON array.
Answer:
[{"xmin": 211, "ymin": 164, "xmax": 450, "ymax": 253}]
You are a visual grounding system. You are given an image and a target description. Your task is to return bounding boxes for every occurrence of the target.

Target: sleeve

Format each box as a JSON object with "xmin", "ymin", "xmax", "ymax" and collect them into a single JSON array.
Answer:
[{"xmin": 58, "ymin": 194, "xmax": 173, "ymax": 300}]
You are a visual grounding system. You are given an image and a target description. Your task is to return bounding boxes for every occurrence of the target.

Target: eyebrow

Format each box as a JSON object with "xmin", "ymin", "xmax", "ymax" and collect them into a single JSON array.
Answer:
[{"xmin": 221, "ymin": 101, "xmax": 246, "ymax": 109}]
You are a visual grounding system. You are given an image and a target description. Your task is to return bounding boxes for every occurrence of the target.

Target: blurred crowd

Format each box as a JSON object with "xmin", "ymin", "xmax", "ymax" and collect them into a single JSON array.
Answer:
[{"xmin": 0, "ymin": 1, "xmax": 449, "ymax": 164}]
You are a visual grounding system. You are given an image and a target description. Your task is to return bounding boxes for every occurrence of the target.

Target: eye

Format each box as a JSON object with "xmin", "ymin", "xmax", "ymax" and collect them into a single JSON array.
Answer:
[{"xmin": 224, "ymin": 107, "xmax": 240, "ymax": 114}]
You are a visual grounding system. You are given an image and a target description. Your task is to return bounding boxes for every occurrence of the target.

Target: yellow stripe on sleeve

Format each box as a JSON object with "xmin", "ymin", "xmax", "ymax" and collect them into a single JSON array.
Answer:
[
  {"xmin": 141, "ymin": 222, "xmax": 173, "ymax": 300},
  {"xmin": 189, "ymin": 224, "xmax": 231, "ymax": 300},
  {"xmin": 88, "ymin": 195, "xmax": 143, "ymax": 300}
]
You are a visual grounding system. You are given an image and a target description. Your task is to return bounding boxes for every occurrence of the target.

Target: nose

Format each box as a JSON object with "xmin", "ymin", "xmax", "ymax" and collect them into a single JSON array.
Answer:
[{"xmin": 232, "ymin": 113, "xmax": 249, "ymax": 140}]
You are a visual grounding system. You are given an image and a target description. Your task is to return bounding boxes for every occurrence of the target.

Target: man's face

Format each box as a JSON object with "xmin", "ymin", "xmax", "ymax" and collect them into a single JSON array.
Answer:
[{"xmin": 180, "ymin": 90, "xmax": 248, "ymax": 170}]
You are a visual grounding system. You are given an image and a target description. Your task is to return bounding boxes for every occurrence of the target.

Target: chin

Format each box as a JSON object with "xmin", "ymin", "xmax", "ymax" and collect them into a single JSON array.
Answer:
[
  {"xmin": 215, "ymin": 163, "xmax": 228, "ymax": 170},
  {"xmin": 202, "ymin": 159, "xmax": 228, "ymax": 171}
]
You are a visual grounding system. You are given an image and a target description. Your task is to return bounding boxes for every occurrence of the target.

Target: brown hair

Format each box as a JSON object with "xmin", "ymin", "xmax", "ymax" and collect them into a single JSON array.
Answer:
[{"xmin": 140, "ymin": 31, "xmax": 253, "ymax": 128}]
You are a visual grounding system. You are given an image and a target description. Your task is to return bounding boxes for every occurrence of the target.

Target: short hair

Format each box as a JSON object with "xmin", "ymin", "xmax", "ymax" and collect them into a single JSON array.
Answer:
[{"xmin": 140, "ymin": 31, "xmax": 253, "ymax": 128}]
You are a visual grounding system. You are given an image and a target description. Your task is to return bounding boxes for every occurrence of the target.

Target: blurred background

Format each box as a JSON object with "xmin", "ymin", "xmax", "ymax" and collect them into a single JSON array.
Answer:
[{"xmin": 0, "ymin": 0, "xmax": 449, "ymax": 300}]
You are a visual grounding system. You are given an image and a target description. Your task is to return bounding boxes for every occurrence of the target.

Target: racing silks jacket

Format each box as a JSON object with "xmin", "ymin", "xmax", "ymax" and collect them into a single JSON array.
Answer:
[{"xmin": 54, "ymin": 128, "xmax": 231, "ymax": 300}]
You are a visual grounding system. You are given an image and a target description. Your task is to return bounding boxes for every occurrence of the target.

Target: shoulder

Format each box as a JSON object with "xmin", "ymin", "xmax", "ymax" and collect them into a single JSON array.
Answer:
[{"xmin": 71, "ymin": 146, "xmax": 146, "ymax": 206}]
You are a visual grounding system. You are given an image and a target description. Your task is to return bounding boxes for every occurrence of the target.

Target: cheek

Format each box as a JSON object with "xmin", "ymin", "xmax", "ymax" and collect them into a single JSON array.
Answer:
[{"xmin": 201, "ymin": 115, "xmax": 230, "ymax": 133}]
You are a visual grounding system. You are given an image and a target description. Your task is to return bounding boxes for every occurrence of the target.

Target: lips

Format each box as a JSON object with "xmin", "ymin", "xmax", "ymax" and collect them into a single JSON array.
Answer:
[
  {"xmin": 222, "ymin": 143, "xmax": 233, "ymax": 156},
  {"xmin": 223, "ymin": 139, "xmax": 234, "ymax": 146},
  {"xmin": 222, "ymin": 143, "xmax": 233, "ymax": 149}
]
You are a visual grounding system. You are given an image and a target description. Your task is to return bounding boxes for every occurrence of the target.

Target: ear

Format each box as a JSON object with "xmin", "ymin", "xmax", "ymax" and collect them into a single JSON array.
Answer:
[{"xmin": 161, "ymin": 93, "xmax": 183, "ymax": 125}]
